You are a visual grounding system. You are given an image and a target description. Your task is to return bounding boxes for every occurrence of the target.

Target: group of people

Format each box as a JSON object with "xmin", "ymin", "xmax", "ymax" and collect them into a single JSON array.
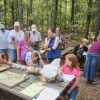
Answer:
[
  {"xmin": 0, "ymin": 22, "xmax": 66, "ymax": 67},
  {"xmin": 0, "ymin": 21, "xmax": 100, "ymax": 100}
]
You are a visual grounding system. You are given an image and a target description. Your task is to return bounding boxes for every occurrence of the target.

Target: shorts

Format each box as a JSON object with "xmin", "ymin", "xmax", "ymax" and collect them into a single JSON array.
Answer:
[{"xmin": 0, "ymin": 49, "xmax": 8, "ymax": 55}]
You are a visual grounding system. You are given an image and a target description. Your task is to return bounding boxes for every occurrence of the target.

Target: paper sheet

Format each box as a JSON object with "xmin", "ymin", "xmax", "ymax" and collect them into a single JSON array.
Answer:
[
  {"xmin": 34, "ymin": 87, "xmax": 60, "ymax": 100},
  {"xmin": 62, "ymin": 74, "xmax": 75, "ymax": 82},
  {"xmin": 21, "ymin": 83, "xmax": 44, "ymax": 97}
]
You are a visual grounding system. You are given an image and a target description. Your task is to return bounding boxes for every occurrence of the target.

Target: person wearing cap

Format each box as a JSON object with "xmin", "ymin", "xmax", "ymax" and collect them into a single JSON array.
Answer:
[
  {"xmin": 42, "ymin": 29, "xmax": 61, "ymax": 63},
  {"xmin": 17, "ymin": 31, "xmax": 32, "ymax": 64},
  {"xmin": 7, "ymin": 22, "xmax": 24, "ymax": 63},
  {"xmin": 73, "ymin": 38, "xmax": 88, "ymax": 67},
  {"xmin": 30, "ymin": 24, "xmax": 42, "ymax": 51},
  {"xmin": 0, "ymin": 24, "xmax": 9, "ymax": 61}
]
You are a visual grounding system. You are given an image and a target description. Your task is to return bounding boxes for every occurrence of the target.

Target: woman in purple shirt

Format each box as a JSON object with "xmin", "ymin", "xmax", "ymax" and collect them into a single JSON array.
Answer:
[
  {"xmin": 17, "ymin": 31, "xmax": 32, "ymax": 64},
  {"xmin": 84, "ymin": 41, "xmax": 100, "ymax": 83}
]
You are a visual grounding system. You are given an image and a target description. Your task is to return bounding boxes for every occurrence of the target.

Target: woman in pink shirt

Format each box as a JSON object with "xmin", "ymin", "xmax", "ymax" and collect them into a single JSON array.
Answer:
[
  {"xmin": 17, "ymin": 31, "xmax": 32, "ymax": 64},
  {"xmin": 59, "ymin": 54, "xmax": 81, "ymax": 100}
]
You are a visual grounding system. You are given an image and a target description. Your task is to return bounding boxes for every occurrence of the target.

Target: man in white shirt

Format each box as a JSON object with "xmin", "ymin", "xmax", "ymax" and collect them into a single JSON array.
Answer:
[
  {"xmin": 8, "ymin": 22, "xmax": 24, "ymax": 63},
  {"xmin": 0, "ymin": 24, "xmax": 9, "ymax": 61},
  {"xmin": 30, "ymin": 24, "xmax": 42, "ymax": 51}
]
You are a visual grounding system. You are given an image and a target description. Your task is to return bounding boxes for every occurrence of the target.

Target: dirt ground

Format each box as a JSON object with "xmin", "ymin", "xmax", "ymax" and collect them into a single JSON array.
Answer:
[{"xmin": 76, "ymin": 75, "xmax": 100, "ymax": 100}]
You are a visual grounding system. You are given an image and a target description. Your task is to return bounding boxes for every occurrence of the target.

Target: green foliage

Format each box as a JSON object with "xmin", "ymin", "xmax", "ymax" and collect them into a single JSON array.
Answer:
[{"xmin": 0, "ymin": 0, "xmax": 98, "ymax": 33}]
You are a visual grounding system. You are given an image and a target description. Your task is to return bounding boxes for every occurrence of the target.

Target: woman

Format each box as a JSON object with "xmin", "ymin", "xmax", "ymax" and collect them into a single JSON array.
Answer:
[
  {"xmin": 43, "ymin": 29, "xmax": 61, "ymax": 63},
  {"xmin": 84, "ymin": 41, "xmax": 100, "ymax": 83},
  {"xmin": 17, "ymin": 31, "xmax": 32, "ymax": 64},
  {"xmin": 73, "ymin": 39, "xmax": 88, "ymax": 67}
]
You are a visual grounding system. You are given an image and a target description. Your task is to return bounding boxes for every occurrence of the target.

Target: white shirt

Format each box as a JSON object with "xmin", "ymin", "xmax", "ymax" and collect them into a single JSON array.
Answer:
[
  {"xmin": 8, "ymin": 30, "xmax": 24, "ymax": 49},
  {"xmin": 0, "ymin": 30, "xmax": 9, "ymax": 49},
  {"xmin": 25, "ymin": 51, "xmax": 41, "ymax": 66},
  {"xmin": 30, "ymin": 31, "xmax": 42, "ymax": 42}
]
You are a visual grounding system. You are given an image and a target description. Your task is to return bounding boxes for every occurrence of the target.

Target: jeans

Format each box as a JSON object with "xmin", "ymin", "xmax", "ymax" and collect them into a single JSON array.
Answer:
[
  {"xmin": 84, "ymin": 52, "xmax": 100, "ymax": 81},
  {"xmin": 34, "ymin": 44, "xmax": 39, "ymax": 52},
  {"xmin": 9, "ymin": 49, "xmax": 17, "ymax": 63},
  {"xmin": 0, "ymin": 49, "xmax": 8, "ymax": 55},
  {"xmin": 60, "ymin": 86, "xmax": 78, "ymax": 100},
  {"xmin": 68, "ymin": 87, "xmax": 78, "ymax": 100}
]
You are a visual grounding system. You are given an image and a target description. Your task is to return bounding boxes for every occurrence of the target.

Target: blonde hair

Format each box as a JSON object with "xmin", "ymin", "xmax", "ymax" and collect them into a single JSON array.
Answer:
[{"xmin": 81, "ymin": 38, "xmax": 88, "ymax": 44}]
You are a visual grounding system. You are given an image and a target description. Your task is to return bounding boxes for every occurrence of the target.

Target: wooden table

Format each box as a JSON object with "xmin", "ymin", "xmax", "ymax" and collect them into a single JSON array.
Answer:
[{"xmin": 0, "ymin": 67, "xmax": 74, "ymax": 100}]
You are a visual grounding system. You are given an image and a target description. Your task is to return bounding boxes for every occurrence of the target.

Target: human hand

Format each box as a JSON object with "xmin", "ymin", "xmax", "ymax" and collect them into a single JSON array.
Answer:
[
  {"xmin": 11, "ymin": 36, "xmax": 15, "ymax": 41},
  {"xmin": 59, "ymin": 70, "xmax": 63, "ymax": 75},
  {"xmin": 67, "ymin": 89, "xmax": 71, "ymax": 95}
]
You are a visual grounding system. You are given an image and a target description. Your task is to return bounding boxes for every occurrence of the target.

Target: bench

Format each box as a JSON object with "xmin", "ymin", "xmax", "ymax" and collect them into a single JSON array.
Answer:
[{"xmin": 61, "ymin": 47, "xmax": 74, "ymax": 57}]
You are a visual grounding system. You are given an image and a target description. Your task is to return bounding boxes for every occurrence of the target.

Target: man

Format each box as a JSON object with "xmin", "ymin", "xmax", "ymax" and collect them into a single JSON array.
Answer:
[
  {"xmin": 30, "ymin": 24, "xmax": 42, "ymax": 51},
  {"xmin": 0, "ymin": 24, "xmax": 9, "ymax": 61},
  {"xmin": 8, "ymin": 22, "xmax": 24, "ymax": 63}
]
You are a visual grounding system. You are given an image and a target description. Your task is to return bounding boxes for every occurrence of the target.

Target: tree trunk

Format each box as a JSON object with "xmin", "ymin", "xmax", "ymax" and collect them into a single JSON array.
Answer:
[
  {"xmin": 95, "ymin": 0, "xmax": 100, "ymax": 40},
  {"xmin": 51, "ymin": 0, "xmax": 58, "ymax": 31},
  {"xmin": 27, "ymin": 7, "xmax": 29, "ymax": 30},
  {"xmin": 29, "ymin": 0, "xmax": 33, "ymax": 25},
  {"xmin": 71, "ymin": 0, "xmax": 75, "ymax": 25},
  {"xmin": 11, "ymin": 0, "xmax": 15, "ymax": 27},
  {"xmin": 64, "ymin": 0, "xmax": 67, "ymax": 28},
  {"xmin": 4, "ymin": 0, "xmax": 7, "ymax": 26},
  {"xmin": 85, "ymin": 0, "xmax": 93, "ymax": 39},
  {"xmin": 18, "ymin": 0, "xmax": 23, "ymax": 28}
]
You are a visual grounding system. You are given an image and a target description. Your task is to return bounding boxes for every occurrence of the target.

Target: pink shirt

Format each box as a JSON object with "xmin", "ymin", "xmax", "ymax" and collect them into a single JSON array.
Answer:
[
  {"xmin": 18, "ymin": 39, "xmax": 32, "ymax": 61},
  {"xmin": 62, "ymin": 64, "xmax": 81, "ymax": 77}
]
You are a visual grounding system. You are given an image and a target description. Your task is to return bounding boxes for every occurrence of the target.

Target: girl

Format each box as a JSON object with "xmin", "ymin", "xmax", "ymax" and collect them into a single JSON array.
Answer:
[
  {"xmin": 59, "ymin": 54, "xmax": 81, "ymax": 100},
  {"xmin": 31, "ymin": 52, "xmax": 44, "ymax": 68},
  {"xmin": 25, "ymin": 44, "xmax": 41, "ymax": 66}
]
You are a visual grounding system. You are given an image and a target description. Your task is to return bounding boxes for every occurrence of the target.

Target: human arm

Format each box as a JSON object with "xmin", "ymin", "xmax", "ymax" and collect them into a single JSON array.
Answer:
[
  {"xmin": 17, "ymin": 41, "xmax": 21, "ymax": 62},
  {"xmin": 67, "ymin": 77, "xmax": 80, "ymax": 95},
  {"xmin": 59, "ymin": 66, "xmax": 64, "ymax": 75},
  {"xmin": 39, "ymin": 58, "xmax": 44, "ymax": 68}
]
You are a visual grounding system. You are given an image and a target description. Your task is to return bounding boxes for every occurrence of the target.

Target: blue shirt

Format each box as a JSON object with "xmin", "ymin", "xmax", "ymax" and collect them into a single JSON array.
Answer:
[{"xmin": 47, "ymin": 36, "xmax": 61, "ymax": 58}]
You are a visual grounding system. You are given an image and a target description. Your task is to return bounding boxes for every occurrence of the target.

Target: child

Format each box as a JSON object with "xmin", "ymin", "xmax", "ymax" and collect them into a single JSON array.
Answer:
[
  {"xmin": 25, "ymin": 44, "xmax": 41, "ymax": 66},
  {"xmin": 31, "ymin": 52, "xmax": 44, "ymax": 68},
  {"xmin": 59, "ymin": 54, "xmax": 81, "ymax": 100}
]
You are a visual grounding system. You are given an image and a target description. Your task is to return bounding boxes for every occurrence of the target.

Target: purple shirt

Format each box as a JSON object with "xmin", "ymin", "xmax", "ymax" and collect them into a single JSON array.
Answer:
[
  {"xmin": 18, "ymin": 39, "xmax": 32, "ymax": 61},
  {"xmin": 88, "ymin": 41, "xmax": 100, "ymax": 54}
]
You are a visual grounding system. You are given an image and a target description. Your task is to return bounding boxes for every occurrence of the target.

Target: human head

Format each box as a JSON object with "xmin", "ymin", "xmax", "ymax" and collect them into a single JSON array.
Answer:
[
  {"xmin": 24, "ymin": 31, "xmax": 30, "ymax": 41},
  {"xmin": 47, "ymin": 28, "xmax": 55, "ymax": 38},
  {"xmin": 28, "ymin": 44, "xmax": 34, "ymax": 52},
  {"xmin": 31, "ymin": 24, "xmax": 37, "ymax": 32},
  {"xmin": 81, "ymin": 38, "xmax": 88, "ymax": 46},
  {"xmin": 14, "ymin": 22, "xmax": 20, "ymax": 32},
  {"xmin": 56, "ymin": 28, "xmax": 60, "ymax": 35},
  {"xmin": 32, "ymin": 52, "xmax": 39, "ymax": 62},
  {"xmin": 0, "ymin": 24, "xmax": 5, "ymax": 32},
  {"xmin": 65, "ymin": 54, "xmax": 78, "ymax": 69}
]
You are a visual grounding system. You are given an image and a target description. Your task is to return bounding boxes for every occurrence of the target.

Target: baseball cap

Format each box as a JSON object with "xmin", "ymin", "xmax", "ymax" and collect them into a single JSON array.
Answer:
[{"xmin": 0, "ymin": 24, "xmax": 5, "ymax": 29}]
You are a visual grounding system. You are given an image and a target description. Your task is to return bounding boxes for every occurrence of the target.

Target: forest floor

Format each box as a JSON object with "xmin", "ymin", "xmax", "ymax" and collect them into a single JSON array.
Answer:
[{"xmin": 0, "ymin": 33, "xmax": 100, "ymax": 100}]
